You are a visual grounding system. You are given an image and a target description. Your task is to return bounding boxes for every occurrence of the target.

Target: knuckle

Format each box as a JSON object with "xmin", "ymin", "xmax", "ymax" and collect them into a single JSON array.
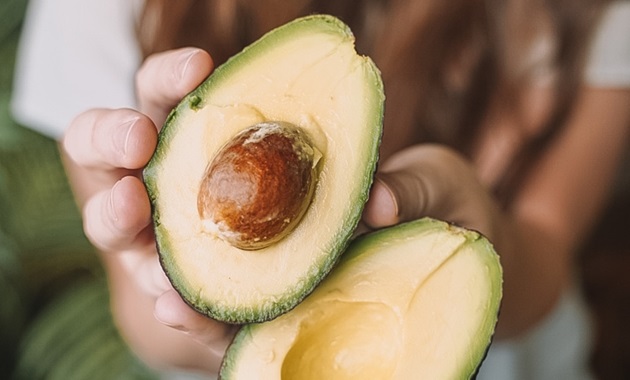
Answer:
[
  {"xmin": 135, "ymin": 52, "xmax": 162, "ymax": 88},
  {"xmin": 82, "ymin": 193, "xmax": 112, "ymax": 251},
  {"xmin": 82, "ymin": 186, "xmax": 136, "ymax": 252},
  {"xmin": 135, "ymin": 49, "xmax": 174, "ymax": 97},
  {"xmin": 63, "ymin": 110, "xmax": 96, "ymax": 161}
]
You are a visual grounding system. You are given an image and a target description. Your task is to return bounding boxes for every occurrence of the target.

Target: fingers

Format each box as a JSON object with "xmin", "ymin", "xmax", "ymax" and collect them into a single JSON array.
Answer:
[
  {"xmin": 64, "ymin": 108, "xmax": 158, "ymax": 172},
  {"xmin": 83, "ymin": 175, "xmax": 171, "ymax": 297},
  {"xmin": 117, "ymin": 249, "xmax": 173, "ymax": 298},
  {"xmin": 64, "ymin": 48, "xmax": 214, "ymax": 174},
  {"xmin": 154, "ymin": 290, "xmax": 239, "ymax": 356},
  {"xmin": 363, "ymin": 144, "xmax": 497, "ymax": 237},
  {"xmin": 363, "ymin": 171, "xmax": 428, "ymax": 227},
  {"xmin": 136, "ymin": 47, "xmax": 214, "ymax": 125},
  {"xmin": 83, "ymin": 175, "xmax": 154, "ymax": 252}
]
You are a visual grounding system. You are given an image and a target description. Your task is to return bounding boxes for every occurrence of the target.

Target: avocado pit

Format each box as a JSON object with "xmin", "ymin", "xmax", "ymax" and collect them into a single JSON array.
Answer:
[{"xmin": 197, "ymin": 121, "xmax": 320, "ymax": 250}]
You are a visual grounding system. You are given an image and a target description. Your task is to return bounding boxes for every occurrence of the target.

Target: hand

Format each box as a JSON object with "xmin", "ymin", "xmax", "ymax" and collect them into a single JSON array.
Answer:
[
  {"xmin": 363, "ymin": 144, "xmax": 505, "ymax": 247},
  {"xmin": 62, "ymin": 48, "xmax": 237, "ymax": 373},
  {"xmin": 361, "ymin": 144, "xmax": 552, "ymax": 338}
]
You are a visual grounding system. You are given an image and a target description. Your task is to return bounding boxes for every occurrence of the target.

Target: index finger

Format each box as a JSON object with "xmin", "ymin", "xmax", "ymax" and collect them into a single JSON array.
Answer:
[
  {"xmin": 63, "ymin": 108, "xmax": 157, "ymax": 172},
  {"xmin": 136, "ymin": 47, "xmax": 214, "ymax": 126}
]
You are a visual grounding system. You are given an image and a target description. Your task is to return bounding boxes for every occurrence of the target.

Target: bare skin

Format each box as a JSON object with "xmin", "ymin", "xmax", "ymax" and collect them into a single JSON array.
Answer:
[
  {"xmin": 62, "ymin": 47, "xmax": 630, "ymax": 373},
  {"xmin": 63, "ymin": 49, "xmax": 238, "ymax": 373}
]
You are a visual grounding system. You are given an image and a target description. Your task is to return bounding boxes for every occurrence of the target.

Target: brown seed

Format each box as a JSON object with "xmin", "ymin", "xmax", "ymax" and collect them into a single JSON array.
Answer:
[{"xmin": 197, "ymin": 121, "xmax": 320, "ymax": 250}]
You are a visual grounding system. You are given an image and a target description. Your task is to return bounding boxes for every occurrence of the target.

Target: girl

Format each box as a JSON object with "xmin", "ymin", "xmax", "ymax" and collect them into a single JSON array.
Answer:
[{"xmin": 12, "ymin": 0, "xmax": 630, "ymax": 378}]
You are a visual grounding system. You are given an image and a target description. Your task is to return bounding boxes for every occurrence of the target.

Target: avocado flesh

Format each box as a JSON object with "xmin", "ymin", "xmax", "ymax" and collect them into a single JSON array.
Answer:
[
  {"xmin": 143, "ymin": 15, "xmax": 384, "ymax": 323},
  {"xmin": 220, "ymin": 218, "xmax": 503, "ymax": 379}
]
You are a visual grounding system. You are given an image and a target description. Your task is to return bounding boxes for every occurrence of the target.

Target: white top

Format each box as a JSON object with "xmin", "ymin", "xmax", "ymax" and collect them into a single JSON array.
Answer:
[
  {"xmin": 11, "ymin": 0, "xmax": 143, "ymax": 138},
  {"xmin": 585, "ymin": 1, "xmax": 630, "ymax": 87},
  {"xmin": 9, "ymin": 2, "xmax": 630, "ymax": 380}
]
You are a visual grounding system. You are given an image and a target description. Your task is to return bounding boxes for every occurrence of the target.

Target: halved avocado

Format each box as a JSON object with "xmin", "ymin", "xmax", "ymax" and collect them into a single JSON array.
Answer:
[
  {"xmin": 219, "ymin": 218, "xmax": 503, "ymax": 379},
  {"xmin": 143, "ymin": 15, "xmax": 384, "ymax": 323}
]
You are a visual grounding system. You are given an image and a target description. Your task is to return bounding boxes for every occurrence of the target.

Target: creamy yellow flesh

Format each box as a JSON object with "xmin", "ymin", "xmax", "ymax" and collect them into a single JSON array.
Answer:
[
  {"xmin": 154, "ymin": 27, "xmax": 380, "ymax": 311},
  {"xmin": 227, "ymin": 224, "xmax": 501, "ymax": 379}
]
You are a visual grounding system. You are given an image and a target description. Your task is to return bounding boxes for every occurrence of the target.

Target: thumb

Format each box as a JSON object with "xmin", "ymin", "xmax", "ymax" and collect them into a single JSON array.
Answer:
[
  {"xmin": 363, "ymin": 144, "xmax": 497, "ymax": 236},
  {"xmin": 362, "ymin": 170, "xmax": 428, "ymax": 227}
]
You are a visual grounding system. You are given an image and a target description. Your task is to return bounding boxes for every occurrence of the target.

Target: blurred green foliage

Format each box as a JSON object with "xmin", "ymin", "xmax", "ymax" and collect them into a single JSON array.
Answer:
[{"xmin": 0, "ymin": 1, "xmax": 157, "ymax": 378}]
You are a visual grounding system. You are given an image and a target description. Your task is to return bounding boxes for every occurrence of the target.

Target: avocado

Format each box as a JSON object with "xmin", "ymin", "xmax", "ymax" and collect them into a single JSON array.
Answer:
[
  {"xmin": 143, "ymin": 15, "xmax": 384, "ymax": 323},
  {"xmin": 219, "ymin": 218, "xmax": 503, "ymax": 380}
]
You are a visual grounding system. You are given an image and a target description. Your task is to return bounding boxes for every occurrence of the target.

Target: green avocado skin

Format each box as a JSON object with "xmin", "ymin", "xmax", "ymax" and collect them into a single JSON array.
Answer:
[
  {"xmin": 219, "ymin": 218, "xmax": 503, "ymax": 380},
  {"xmin": 142, "ymin": 14, "xmax": 385, "ymax": 324}
]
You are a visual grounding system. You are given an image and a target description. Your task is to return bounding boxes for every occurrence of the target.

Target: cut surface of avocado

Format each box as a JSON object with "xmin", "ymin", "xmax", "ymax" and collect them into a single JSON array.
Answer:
[
  {"xmin": 219, "ymin": 218, "xmax": 503, "ymax": 379},
  {"xmin": 143, "ymin": 15, "xmax": 384, "ymax": 323}
]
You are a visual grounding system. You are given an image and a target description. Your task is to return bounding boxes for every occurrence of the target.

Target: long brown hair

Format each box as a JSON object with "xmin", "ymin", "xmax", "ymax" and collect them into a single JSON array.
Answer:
[{"xmin": 136, "ymin": 0, "xmax": 610, "ymax": 199}]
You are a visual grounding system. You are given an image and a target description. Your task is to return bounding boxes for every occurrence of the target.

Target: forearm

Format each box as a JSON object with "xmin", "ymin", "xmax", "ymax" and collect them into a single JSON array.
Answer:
[
  {"xmin": 491, "ymin": 214, "xmax": 571, "ymax": 339},
  {"xmin": 497, "ymin": 87, "xmax": 630, "ymax": 338}
]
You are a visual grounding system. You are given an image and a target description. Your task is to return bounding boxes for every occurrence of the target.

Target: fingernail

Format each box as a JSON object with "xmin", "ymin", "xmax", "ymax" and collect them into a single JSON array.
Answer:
[
  {"xmin": 156, "ymin": 318, "xmax": 188, "ymax": 332},
  {"xmin": 154, "ymin": 290, "xmax": 189, "ymax": 332},
  {"xmin": 109, "ymin": 180, "xmax": 121, "ymax": 223},
  {"xmin": 114, "ymin": 117, "xmax": 139, "ymax": 157},
  {"xmin": 177, "ymin": 49, "xmax": 200, "ymax": 81},
  {"xmin": 158, "ymin": 319, "xmax": 188, "ymax": 332},
  {"xmin": 376, "ymin": 175, "xmax": 399, "ymax": 218}
]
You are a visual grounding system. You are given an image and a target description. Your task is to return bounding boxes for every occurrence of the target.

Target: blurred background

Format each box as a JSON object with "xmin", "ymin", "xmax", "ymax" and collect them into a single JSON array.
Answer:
[
  {"xmin": 0, "ymin": 1, "xmax": 628, "ymax": 379},
  {"xmin": 0, "ymin": 0, "xmax": 158, "ymax": 378}
]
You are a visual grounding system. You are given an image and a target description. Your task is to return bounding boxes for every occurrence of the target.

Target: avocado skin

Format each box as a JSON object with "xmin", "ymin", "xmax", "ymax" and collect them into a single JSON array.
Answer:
[{"xmin": 143, "ymin": 14, "xmax": 385, "ymax": 324}]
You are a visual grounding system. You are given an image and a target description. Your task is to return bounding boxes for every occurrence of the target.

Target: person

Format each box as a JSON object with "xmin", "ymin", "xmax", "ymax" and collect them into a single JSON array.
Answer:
[{"xmin": 10, "ymin": 0, "xmax": 630, "ymax": 378}]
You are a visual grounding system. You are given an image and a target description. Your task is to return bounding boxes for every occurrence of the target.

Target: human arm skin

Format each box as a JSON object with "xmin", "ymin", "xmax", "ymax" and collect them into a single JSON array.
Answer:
[
  {"xmin": 363, "ymin": 86, "xmax": 630, "ymax": 339},
  {"xmin": 61, "ymin": 48, "xmax": 238, "ymax": 374}
]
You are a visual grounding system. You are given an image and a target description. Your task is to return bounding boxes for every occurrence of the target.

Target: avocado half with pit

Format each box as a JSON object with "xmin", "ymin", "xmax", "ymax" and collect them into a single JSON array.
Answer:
[
  {"xmin": 143, "ymin": 15, "xmax": 384, "ymax": 323},
  {"xmin": 220, "ymin": 218, "xmax": 503, "ymax": 379}
]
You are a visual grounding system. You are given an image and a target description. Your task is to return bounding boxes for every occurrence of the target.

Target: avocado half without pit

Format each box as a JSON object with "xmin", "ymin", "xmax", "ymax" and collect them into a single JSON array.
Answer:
[
  {"xmin": 143, "ymin": 15, "xmax": 384, "ymax": 323},
  {"xmin": 219, "ymin": 218, "xmax": 503, "ymax": 380}
]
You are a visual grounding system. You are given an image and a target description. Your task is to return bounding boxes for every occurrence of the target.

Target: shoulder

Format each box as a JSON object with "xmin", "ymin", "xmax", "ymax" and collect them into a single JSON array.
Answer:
[
  {"xmin": 584, "ymin": 1, "xmax": 630, "ymax": 87},
  {"xmin": 11, "ymin": 0, "xmax": 144, "ymax": 139}
]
